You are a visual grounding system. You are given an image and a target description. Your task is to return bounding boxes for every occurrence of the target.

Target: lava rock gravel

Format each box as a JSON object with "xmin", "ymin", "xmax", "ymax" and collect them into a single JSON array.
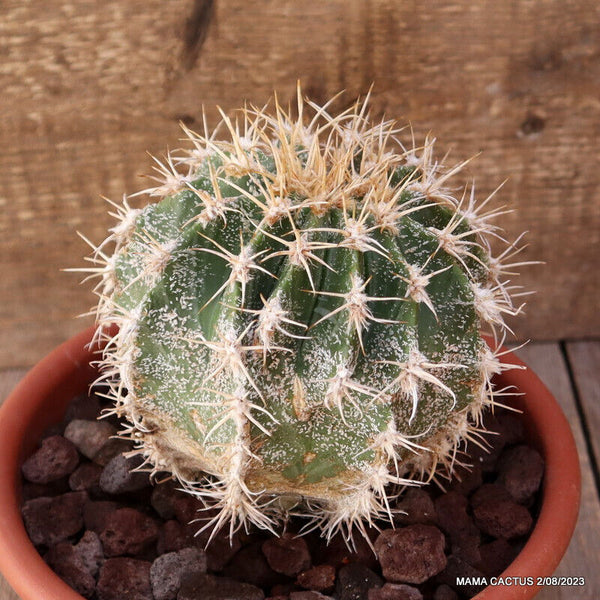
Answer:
[{"xmin": 20, "ymin": 390, "xmax": 544, "ymax": 600}]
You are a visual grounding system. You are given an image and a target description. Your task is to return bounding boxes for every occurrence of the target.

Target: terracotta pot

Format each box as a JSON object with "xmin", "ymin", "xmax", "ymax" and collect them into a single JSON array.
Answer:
[{"xmin": 0, "ymin": 328, "xmax": 580, "ymax": 600}]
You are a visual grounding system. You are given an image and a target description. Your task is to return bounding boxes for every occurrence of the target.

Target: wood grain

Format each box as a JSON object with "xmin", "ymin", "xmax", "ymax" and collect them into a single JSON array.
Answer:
[
  {"xmin": 0, "ymin": 369, "xmax": 27, "ymax": 600},
  {"xmin": 1, "ymin": 0, "xmax": 599, "ymax": 368},
  {"xmin": 0, "ymin": 564, "xmax": 20, "ymax": 599},
  {"xmin": 516, "ymin": 343, "xmax": 600, "ymax": 599},
  {"xmin": 566, "ymin": 341, "xmax": 600, "ymax": 478}
]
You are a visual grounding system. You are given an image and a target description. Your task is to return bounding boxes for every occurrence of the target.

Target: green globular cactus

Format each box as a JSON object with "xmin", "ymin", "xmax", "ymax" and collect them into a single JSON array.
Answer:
[{"xmin": 84, "ymin": 90, "xmax": 526, "ymax": 542}]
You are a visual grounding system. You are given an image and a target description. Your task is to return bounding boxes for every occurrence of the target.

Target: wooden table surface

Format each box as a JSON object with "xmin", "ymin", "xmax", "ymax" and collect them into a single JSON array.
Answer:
[{"xmin": 0, "ymin": 341, "xmax": 598, "ymax": 599}]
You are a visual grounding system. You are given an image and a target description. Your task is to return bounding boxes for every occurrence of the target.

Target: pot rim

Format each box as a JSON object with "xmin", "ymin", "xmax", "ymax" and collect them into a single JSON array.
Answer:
[{"xmin": 0, "ymin": 328, "xmax": 581, "ymax": 600}]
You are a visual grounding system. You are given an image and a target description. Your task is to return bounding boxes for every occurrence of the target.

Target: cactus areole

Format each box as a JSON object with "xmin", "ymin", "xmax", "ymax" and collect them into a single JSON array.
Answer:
[{"xmin": 85, "ymin": 90, "xmax": 526, "ymax": 542}]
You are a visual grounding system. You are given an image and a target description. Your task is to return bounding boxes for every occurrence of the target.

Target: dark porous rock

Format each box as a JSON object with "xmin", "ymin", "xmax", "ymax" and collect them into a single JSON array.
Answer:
[
  {"xmin": 178, "ymin": 572, "xmax": 265, "ymax": 600},
  {"xmin": 368, "ymin": 583, "xmax": 423, "ymax": 600},
  {"xmin": 477, "ymin": 538, "xmax": 519, "ymax": 577},
  {"xmin": 97, "ymin": 557, "xmax": 153, "ymax": 600},
  {"xmin": 448, "ymin": 461, "xmax": 483, "ymax": 497},
  {"xmin": 151, "ymin": 478, "xmax": 181, "ymax": 520},
  {"xmin": 271, "ymin": 582, "xmax": 302, "ymax": 596},
  {"xmin": 266, "ymin": 597, "xmax": 290, "ymax": 600},
  {"xmin": 224, "ymin": 541, "xmax": 285, "ymax": 588},
  {"xmin": 449, "ymin": 534, "xmax": 480, "ymax": 568},
  {"xmin": 21, "ymin": 435, "xmax": 79, "ymax": 484},
  {"xmin": 205, "ymin": 537, "xmax": 244, "ymax": 572},
  {"xmin": 471, "ymin": 484, "xmax": 533, "ymax": 539},
  {"xmin": 100, "ymin": 507, "xmax": 160, "ymax": 557},
  {"xmin": 496, "ymin": 412, "xmax": 525, "ymax": 446},
  {"xmin": 64, "ymin": 419, "xmax": 117, "ymax": 460},
  {"xmin": 64, "ymin": 393, "xmax": 102, "ymax": 422},
  {"xmin": 395, "ymin": 488, "xmax": 436, "ymax": 526},
  {"xmin": 45, "ymin": 541, "xmax": 96, "ymax": 598},
  {"xmin": 375, "ymin": 525, "xmax": 446, "ymax": 584},
  {"xmin": 434, "ymin": 491, "xmax": 480, "ymax": 565},
  {"xmin": 172, "ymin": 493, "xmax": 204, "ymax": 524},
  {"xmin": 436, "ymin": 555, "xmax": 486, "ymax": 598},
  {"xmin": 69, "ymin": 462, "xmax": 103, "ymax": 493},
  {"xmin": 315, "ymin": 530, "xmax": 378, "ymax": 571},
  {"xmin": 497, "ymin": 445, "xmax": 544, "ymax": 504},
  {"xmin": 157, "ymin": 519, "xmax": 191, "ymax": 555},
  {"xmin": 336, "ymin": 563, "xmax": 383, "ymax": 600},
  {"xmin": 470, "ymin": 483, "xmax": 508, "ymax": 508},
  {"xmin": 74, "ymin": 530, "xmax": 105, "ymax": 577},
  {"xmin": 290, "ymin": 592, "xmax": 333, "ymax": 600},
  {"xmin": 99, "ymin": 453, "xmax": 151, "ymax": 494},
  {"xmin": 21, "ymin": 478, "xmax": 70, "ymax": 501},
  {"xmin": 41, "ymin": 423, "xmax": 66, "ymax": 439},
  {"xmin": 472, "ymin": 415, "xmax": 506, "ymax": 472},
  {"xmin": 150, "ymin": 547, "xmax": 207, "ymax": 600},
  {"xmin": 194, "ymin": 524, "xmax": 244, "ymax": 571},
  {"xmin": 434, "ymin": 492, "xmax": 471, "ymax": 537},
  {"xmin": 432, "ymin": 584, "xmax": 459, "ymax": 600},
  {"xmin": 83, "ymin": 499, "xmax": 119, "ymax": 533},
  {"xmin": 22, "ymin": 491, "xmax": 87, "ymax": 546},
  {"xmin": 93, "ymin": 437, "xmax": 134, "ymax": 466},
  {"xmin": 262, "ymin": 533, "xmax": 312, "ymax": 577},
  {"xmin": 297, "ymin": 564, "xmax": 336, "ymax": 592}
]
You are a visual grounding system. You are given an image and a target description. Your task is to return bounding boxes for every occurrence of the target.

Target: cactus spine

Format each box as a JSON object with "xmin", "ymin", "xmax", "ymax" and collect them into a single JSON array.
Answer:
[{"xmin": 84, "ymin": 90, "xmax": 526, "ymax": 542}]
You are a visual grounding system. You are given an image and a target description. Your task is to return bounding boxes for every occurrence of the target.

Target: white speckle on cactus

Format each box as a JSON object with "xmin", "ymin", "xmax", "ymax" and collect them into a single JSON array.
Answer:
[
  {"xmin": 107, "ymin": 196, "xmax": 141, "ymax": 248},
  {"xmin": 261, "ymin": 226, "xmax": 336, "ymax": 291},
  {"xmin": 368, "ymin": 420, "xmax": 428, "ymax": 466},
  {"xmin": 376, "ymin": 349, "xmax": 463, "ymax": 423},
  {"xmin": 133, "ymin": 153, "xmax": 193, "ymax": 198},
  {"xmin": 401, "ymin": 264, "xmax": 452, "ymax": 318},
  {"xmin": 186, "ymin": 177, "xmax": 232, "ymax": 225},
  {"xmin": 192, "ymin": 233, "xmax": 275, "ymax": 308},
  {"xmin": 192, "ymin": 324, "xmax": 255, "ymax": 388},
  {"xmin": 252, "ymin": 295, "xmax": 309, "ymax": 360},
  {"xmin": 472, "ymin": 282, "xmax": 523, "ymax": 336},
  {"xmin": 341, "ymin": 216, "xmax": 386, "ymax": 256},
  {"xmin": 428, "ymin": 215, "xmax": 486, "ymax": 277},
  {"xmin": 323, "ymin": 365, "xmax": 380, "ymax": 420},
  {"xmin": 310, "ymin": 273, "xmax": 404, "ymax": 353},
  {"xmin": 138, "ymin": 236, "xmax": 178, "ymax": 284},
  {"xmin": 478, "ymin": 344, "xmax": 504, "ymax": 380},
  {"xmin": 264, "ymin": 195, "xmax": 293, "ymax": 225}
]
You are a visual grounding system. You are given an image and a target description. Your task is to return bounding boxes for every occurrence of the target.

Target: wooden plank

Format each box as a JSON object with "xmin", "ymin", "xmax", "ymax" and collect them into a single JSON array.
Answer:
[
  {"xmin": 0, "ymin": 370, "xmax": 27, "ymax": 408},
  {"xmin": 515, "ymin": 343, "xmax": 600, "ymax": 599},
  {"xmin": 0, "ymin": 369, "xmax": 27, "ymax": 600},
  {"xmin": 566, "ymin": 341, "xmax": 600, "ymax": 476},
  {"xmin": 0, "ymin": 572, "xmax": 21, "ymax": 600},
  {"xmin": 1, "ymin": 0, "xmax": 600, "ymax": 368}
]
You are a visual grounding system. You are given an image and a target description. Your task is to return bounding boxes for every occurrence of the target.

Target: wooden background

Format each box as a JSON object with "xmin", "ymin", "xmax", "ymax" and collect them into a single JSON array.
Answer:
[{"xmin": 1, "ymin": 0, "xmax": 599, "ymax": 368}]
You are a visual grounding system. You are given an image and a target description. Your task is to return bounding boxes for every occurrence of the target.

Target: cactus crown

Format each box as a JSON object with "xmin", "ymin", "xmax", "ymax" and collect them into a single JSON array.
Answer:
[{"xmin": 82, "ymin": 89, "xmax": 526, "ymax": 543}]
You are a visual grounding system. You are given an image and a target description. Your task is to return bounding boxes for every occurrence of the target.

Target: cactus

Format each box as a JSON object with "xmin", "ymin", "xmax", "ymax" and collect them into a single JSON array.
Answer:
[{"xmin": 83, "ymin": 90, "xmax": 527, "ymax": 542}]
